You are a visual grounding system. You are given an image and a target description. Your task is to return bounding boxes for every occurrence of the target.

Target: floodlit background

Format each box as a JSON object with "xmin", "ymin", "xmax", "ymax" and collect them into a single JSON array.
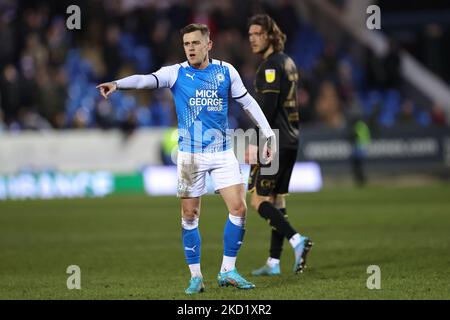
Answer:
[{"xmin": 0, "ymin": 0, "xmax": 449, "ymax": 299}]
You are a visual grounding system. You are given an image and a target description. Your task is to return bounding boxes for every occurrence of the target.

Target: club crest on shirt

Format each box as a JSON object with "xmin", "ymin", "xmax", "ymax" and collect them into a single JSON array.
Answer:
[
  {"xmin": 265, "ymin": 69, "xmax": 276, "ymax": 83},
  {"xmin": 216, "ymin": 72, "xmax": 225, "ymax": 83}
]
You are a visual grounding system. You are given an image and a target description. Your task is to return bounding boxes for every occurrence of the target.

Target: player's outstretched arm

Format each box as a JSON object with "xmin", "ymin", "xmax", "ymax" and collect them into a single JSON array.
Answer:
[{"xmin": 96, "ymin": 73, "xmax": 162, "ymax": 99}]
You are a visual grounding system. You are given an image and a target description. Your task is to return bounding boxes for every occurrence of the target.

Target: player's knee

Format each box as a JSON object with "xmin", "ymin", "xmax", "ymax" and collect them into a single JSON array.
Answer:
[
  {"xmin": 229, "ymin": 201, "xmax": 247, "ymax": 217},
  {"xmin": 250, "ymin": 196, "xmax": 260, "ymax": 211},
  {"xmin": 274, "ymin": 194, "xmax": 285, "ymax": 209},
  {"xmin": 182, "ymin": 207, "xmax": 200, "ymax": 221},
  {"xmin": 251, "ymin": 195, "xmax": 271, "ymax": 211}
]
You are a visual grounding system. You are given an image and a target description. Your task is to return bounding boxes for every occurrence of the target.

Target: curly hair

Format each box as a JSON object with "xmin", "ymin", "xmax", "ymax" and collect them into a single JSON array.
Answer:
[{"xmin": 248, "ymin": 14, "xmax": 286, "ymax": 52}]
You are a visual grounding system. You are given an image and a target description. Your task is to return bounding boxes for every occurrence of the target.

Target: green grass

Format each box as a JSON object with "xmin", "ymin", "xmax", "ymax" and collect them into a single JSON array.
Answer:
[{"xmin": 1, "ymin": 184, "xmax": 449, "ymax": 299}]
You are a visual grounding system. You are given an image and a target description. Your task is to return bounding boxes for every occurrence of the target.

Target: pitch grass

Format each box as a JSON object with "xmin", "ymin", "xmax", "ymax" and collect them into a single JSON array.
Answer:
[{"xmin": 1, "ymin": 184, "xmax": 449, "ymax": 300}]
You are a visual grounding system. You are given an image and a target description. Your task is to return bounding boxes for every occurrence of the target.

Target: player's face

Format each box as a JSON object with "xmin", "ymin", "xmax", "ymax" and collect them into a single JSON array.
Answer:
[
  {"xmin": 183, "ymin": 31, "xmax": 212, "ymax": 68},
  {"xmin": 248, "ymin": 24, "xmax": 269, "ymax": 55}
]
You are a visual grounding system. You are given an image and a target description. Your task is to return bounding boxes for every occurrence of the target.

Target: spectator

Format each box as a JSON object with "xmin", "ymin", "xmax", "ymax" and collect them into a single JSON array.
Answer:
[
  {"xmin": 315, "ymin": 80, "xmax": 346, "ymax": 129},
  {"xmin": 397, "ymin": 99, "xmax": 416, "ymax": 126},
  {"xmin": 383, "ymin": 39, "xmax": 401, "ymax": 90},
  {"xmin": 422, "ymin": 23, "xmax": 445, "ymax": 80},
  {"xmin": 102, "ymin": 24, "xmax": 122, "ymax": 80},
  {"xmin": 430, "ymin": 102, "xmax": 447, "ymax": 127},
  {"xmin": 35, "ymin": 67, "xmax": 67, "ymax": 129},
  {"xmin": 0, "ymin": 64, "xmax": 22, "ymax": 127},
  {"xmin": 0, "ymin": 11, "xmax": 15, "ymax": 67},
  {"xmin": 0, "ymin": 1, "xmax": 446, "ymax": 132},
  {"xmin": 348, "ymin": 117, "xmax": 371, "ymax": 187}
]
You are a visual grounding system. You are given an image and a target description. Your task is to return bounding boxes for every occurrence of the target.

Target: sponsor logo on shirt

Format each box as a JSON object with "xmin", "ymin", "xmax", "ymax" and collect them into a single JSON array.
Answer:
[{"xmin": 189, "ymin": 90, "xmax": 223, "ymax": 111}]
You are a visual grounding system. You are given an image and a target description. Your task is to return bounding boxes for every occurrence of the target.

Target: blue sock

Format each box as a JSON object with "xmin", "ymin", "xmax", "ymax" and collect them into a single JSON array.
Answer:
[
  {"xmin": 182, "ymin": 227, "xmax": 201, "ymax": 264},
  {"xmin": 223, "ymin": 218, "xmax": 245, "ymax": 257}
]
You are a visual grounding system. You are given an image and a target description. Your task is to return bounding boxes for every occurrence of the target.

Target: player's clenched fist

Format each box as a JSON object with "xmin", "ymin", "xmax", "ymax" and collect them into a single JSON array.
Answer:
[{"xmin": 96, "ymin": 82, "xmax": 117, "ymax": 99}]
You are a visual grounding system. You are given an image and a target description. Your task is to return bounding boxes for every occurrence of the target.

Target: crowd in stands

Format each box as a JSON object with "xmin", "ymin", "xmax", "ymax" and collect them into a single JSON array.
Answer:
[{"xmin": 0, "ymin": 0, "xmax": 447, "ymax": 134}]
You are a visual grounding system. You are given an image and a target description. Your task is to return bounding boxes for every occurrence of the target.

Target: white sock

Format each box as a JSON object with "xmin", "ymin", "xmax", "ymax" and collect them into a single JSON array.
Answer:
[
  {"xmin": 228, "ymin": 213, "xmax": 245, "ymax": 227},
  {"xmin": 267, "ymin": 257, "xmax": 280, "ymax": 268},
  {"xmin": 182, "ymin": 217, "xmax": 199, "ymax": 230},
  {"xmin": 188, "ymin": 263, "xmax": 202, "ymax": 278},
  {"xmin": 289, "ymin": 233, "xmax": 301, "ymax": 249},
  {"xmin": 220, "ymin": 255, "xmax": 236, "ymax": 273}
]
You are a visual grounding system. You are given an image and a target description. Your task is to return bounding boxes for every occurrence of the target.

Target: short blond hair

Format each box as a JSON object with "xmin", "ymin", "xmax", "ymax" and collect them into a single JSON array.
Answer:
[{"xmin": 180, "ymin": 23, "xmax": 210, "ymax": 38}]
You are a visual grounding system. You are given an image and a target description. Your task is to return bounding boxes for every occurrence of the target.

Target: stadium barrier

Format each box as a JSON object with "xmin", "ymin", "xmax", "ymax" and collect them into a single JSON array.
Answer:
[
  {"xmin": 0, "ymin": 129, "xmax": 323, "ymax": 200},
  {"xmin": 298, "ymin": 126, "xmax": 450, "ymax": 175},
  {"xmin": 0, "ymin": 129, "xmax": 165, "ymax": 173},
  {"xmin": 0, "ymin": 164, "xmax": 322, "ymax": 200}
]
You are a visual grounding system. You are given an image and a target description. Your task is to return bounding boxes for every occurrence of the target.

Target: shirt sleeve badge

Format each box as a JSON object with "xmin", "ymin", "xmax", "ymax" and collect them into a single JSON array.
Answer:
[{"xmin": 265, "ymin": 69, "xmax": 276, "ymax": 83}]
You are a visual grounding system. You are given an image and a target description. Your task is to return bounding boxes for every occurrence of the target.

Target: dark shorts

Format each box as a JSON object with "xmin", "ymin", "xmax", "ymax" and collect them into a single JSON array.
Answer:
[{"xmin": 248, "ymin": 148, "xmax": 298, "ymax": 196}]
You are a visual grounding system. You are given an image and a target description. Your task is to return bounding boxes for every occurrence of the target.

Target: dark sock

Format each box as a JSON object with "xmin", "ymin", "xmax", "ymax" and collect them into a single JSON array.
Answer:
[
  {"xmin": 269, "ymin": 208, "xmax": 287, "ymax": 259},
  {"xmin": 258, "ymin": 202, "xmax": 297, "ymax": 247}
]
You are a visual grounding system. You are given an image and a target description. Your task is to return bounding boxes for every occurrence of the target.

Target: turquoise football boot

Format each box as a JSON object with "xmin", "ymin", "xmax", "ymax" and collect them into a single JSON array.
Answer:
[
  {"xmin": 293, "ymin": 236, "xmax": 313, "ymax": 274},
  {"xmin": 185, "ymin": 277, "xmax": 205, "ymax": 294},
  {"xmin": 251, "ymin": 263, "xmax": 281, "ymax": 276},
  {"xmin": 217, "ymin": 269, "xmax": 255, "ymax": 289}
]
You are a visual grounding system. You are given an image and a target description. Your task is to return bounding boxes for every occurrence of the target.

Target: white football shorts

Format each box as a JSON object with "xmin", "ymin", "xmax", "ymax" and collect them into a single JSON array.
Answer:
[{"xmin": 177, "ymin": 149, "xmax": 244, "ymax": 198}]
